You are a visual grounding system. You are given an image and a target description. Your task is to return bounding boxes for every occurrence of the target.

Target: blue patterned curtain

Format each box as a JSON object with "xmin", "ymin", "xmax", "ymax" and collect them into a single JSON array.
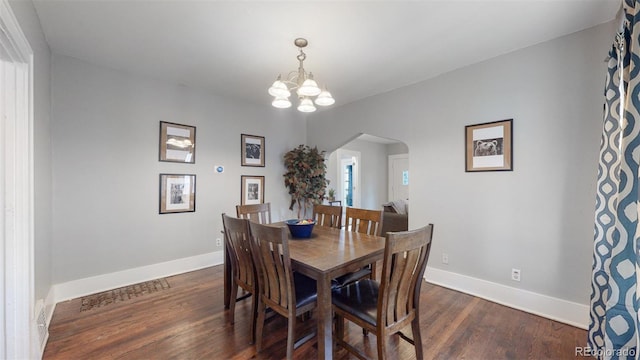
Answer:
[{"xmin": 589, "ymin": 1, "xmax": 640, "ymax": 359}]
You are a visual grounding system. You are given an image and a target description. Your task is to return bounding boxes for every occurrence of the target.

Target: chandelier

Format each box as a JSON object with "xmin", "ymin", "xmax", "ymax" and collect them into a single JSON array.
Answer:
[{"xmin": 268, "ymin": 38, "xmax": 335, "ymax": 113}]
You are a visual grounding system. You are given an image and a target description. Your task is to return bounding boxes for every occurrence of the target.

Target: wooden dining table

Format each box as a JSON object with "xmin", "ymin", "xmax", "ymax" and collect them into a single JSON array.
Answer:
[{"xmin": 223, "ymin": 222, "xmax": 386, "ymax": 359}]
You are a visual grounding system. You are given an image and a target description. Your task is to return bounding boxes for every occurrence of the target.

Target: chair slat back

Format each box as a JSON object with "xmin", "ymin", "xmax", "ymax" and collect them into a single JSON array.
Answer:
[
  {"xmin": 237, "ymin": 203, "xmax": 272, "ymax": 224},
  {"xmin": 222, "ymin": 214, "xmax": 255, "ymax": 288},
  {"xmin": 379, "ymin": 224, "xmax": 433, "ymax": 327},
  {"xmin": 345, "ymin": 207, "xmax": 383, "ymax": 236},
  {"xmin": 249, "ymin": 222, "xmax": 295, "ymax": 311},
  {"xmin": 313, "ymin": 204, "xmax": 342, "ymax": 229}
]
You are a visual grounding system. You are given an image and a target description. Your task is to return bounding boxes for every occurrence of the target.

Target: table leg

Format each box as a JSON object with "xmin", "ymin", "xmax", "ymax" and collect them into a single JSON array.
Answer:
[
  {"xmin": 224, "ymin": 243, "xmax": 231, "ymax": 309},
  {"xmin": 316, "ymin": 274, "xmax": 332, "ymax": 359}
]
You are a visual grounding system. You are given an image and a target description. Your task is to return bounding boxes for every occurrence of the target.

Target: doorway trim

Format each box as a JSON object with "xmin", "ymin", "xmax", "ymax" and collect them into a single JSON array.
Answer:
[{"xmin": 0, "ymin": 0, "xmax": 36, "ymax": 358}]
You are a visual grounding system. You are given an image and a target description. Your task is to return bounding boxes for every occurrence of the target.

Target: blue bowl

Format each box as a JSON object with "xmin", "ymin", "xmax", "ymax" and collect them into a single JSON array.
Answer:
[{"xmin": 285, "ymin": 219, "xmax": 316, "ymax": 238}]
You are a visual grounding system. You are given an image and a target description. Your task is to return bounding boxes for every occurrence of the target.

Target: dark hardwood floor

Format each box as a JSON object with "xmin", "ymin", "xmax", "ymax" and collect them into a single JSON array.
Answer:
[{"xmin": 43, "ymin": 265, "xmax": 587, "ymax": 359}]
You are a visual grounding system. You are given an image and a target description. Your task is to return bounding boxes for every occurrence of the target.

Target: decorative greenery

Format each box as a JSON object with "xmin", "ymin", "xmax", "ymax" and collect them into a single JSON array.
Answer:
[
  {"xmin": 328, "ymin": 188, "xmax": 336, "ymax": 201},
  {"xmin": 283, "ymin": 145, "xmax": 330, "ymax": 218}
]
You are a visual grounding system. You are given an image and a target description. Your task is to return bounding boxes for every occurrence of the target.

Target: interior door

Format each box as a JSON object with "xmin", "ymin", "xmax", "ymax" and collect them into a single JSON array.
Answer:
[{"xmin": 389, "ymin": 154, "xmax": 409, "ymax": 201}]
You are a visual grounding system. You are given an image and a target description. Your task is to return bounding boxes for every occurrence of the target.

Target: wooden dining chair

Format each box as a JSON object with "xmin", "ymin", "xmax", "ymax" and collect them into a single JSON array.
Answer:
[
  {"xmin": 248, "ymin": 221, "xmax": 318, "ymax": 360},
  {"xmin": 312, "ymin": 204, "xmax": 342, "ymax": 229},
  {"xmin": 345, "ymin": 206, "xmax": 383, "ymax": 236},
  {"xmin": 334, "ymin": 207, "xmax": 384, "ymax": 286},
  {"xmin": 332, "ymin": 224, "xmax": 434, "ymax": 360},
  {"xmin": 221, "ymin": 214, "xmax": 258, "ymax": 344},
  {"xmin": 236, "ymin": 203, "xmax": 271, "ymax": 224}
]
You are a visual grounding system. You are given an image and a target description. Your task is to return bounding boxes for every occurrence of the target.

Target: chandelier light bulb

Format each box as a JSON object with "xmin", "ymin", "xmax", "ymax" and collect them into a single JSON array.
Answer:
[
  {"xmin": 268, "ymin": 78, "xmax": 291, "ymax": 98},
  {"xmin": 297, "ymin": 97, "xmax": 316, "ymax": 113},
  {"xmin": 315, "ymin": 89, "xmax": 335, "ymax": 106},
  {"xmin": 298, "ymin": 77, "xmax": 321, "ymax": 97},
  {"xmin": 272, "ymin": 96, "xmax": 292, "ymax": 109}
]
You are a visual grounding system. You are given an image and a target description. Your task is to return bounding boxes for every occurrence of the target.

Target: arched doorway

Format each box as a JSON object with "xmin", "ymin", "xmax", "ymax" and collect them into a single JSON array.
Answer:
[{"xmin": 326, "ymin": 133, "xmax": 408, "ymax": 210}]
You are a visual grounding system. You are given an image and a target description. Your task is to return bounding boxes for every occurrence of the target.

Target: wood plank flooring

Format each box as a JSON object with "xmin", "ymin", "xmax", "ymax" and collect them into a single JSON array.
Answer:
[{"xmin": 43, "ymin": 265, "xmax": 587, "ymax": 359}]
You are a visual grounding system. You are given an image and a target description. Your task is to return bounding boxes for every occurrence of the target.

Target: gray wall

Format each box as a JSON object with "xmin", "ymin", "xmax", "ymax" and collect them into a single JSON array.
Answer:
[
  {"xmin": 308, "ymin": 21, "xmax": 616, "ymax": 304},
  {"xmin": 386, "ymin": 142, "xmax": 409, "ymax": 155},
  {"xmin": 9, "ymin": 0, "xmax": 53, "ymax": 303},
  {"xmin": 51, "ymin": 55, "xmax": 304, "ymax": 283}
]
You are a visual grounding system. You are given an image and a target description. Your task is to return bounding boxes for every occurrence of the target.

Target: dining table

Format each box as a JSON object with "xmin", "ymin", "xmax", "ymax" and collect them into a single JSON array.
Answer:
[{"xmin": 223, "ymin": 222, "xmax": 386, "ymax": 359}]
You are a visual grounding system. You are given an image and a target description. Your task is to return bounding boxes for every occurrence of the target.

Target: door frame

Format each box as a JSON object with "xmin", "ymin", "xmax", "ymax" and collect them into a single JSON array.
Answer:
[{"xmin": 0, "ymin": 0, "xmax": 36, "ymax": 358}]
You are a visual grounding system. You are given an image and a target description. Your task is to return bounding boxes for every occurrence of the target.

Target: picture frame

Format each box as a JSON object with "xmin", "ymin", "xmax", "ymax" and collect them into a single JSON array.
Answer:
[
  {"xmin": 241, "ymin": 134, "xmax": 265, "ymax": 167},
  {"xmin": 465, "ymin": 119, "xmax": 513, "ymax": 172},
  {"xmin": 159, "ymin": 121, "xmax": 196, "ymax": 163},
  {"xmin": 159, "ymin": 174, "xmax": 196, "ymax": 214},
  {"xmin": 241, "ymin": 175, "xmax": 265, "ymax": 205}
]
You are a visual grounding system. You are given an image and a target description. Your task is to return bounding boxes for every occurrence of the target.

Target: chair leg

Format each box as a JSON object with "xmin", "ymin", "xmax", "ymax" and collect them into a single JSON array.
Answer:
[
  {"xmin": 412, "ymin": 316, "xmax": 424, "ymax": 360},
  {"xmin": 335, "ymin": 313, "xmax": 344, "ymax": 341},
  {"xmin": 377, "ymin": 330, "xmax": 387, "ymax": 360},
  {"xmin": 370, "ymin": 262, "xmax": 377, "ymax": 281},
  {"xmin": 249, "ymin": 292, "xmax": 257, "ymax": 344},
  {"xmin": 255, "ymin": 299, "xmax": 266, "ymax": 352},
  {"xmin": 287, "ymin": 315, "xmax": 296, "ymax": 360},
  {"xmin": 228, "ymin": 283, "xmax": 238, "ymax": 324}
]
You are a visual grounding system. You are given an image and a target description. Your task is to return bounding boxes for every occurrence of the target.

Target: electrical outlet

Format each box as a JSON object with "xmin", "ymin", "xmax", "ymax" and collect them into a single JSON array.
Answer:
[
  {"xmin": 216, "ymin": 238, "xmax": 222, "ymax": 247},
  {"xmin": 442, "ymin": 253, "xmax": 449, "ymax": 265},
  {"xmin": 511, "ymin": 268, "xmax": 521, "ymax": 282}
]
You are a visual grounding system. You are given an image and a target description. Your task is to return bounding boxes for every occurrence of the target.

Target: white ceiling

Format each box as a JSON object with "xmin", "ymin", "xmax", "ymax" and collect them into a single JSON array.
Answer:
[{"xmin": 32, "ymin": 0, "xmax": 619, "ymax": 109}]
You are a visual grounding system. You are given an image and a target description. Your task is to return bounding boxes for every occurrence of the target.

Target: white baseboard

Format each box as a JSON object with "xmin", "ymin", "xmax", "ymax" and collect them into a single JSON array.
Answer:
[
  {"xmin": 51, "ymin": 251, "xmax": 224, "ymax": 304},
  {"xmin": 45, "ymin": 255, "xmax": 587, "ymax": 342},
  {"xmin": 424, "ymin": 266, "xmax": 589, "ymax": 330}
]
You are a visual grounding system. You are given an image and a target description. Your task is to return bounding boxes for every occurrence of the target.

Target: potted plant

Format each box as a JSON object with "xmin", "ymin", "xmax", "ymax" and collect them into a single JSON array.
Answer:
[
  {"xmin": 283, "ymin": 145, "xmax": 330, "ymax": 218},
  {"xmin": 328, "ymin": 188, "xmax": 335, "ymax": 202}
]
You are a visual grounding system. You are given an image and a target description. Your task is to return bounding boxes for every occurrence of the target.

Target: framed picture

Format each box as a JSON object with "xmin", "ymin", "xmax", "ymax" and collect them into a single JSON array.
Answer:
[
  {"xmin": 465, "ymin": 119, "xmax": 513, "ymax": 172},
  {"xmin": 159, "ymin": 121, "xmax": 196, "ymax": 163},
  {"xmin": 159, "ymin": 174, "xmax": 196, "ymax": 214},
  {"xmin": 241, "ymin": 175, "xmax": 264, "ymax": 205},
  {"xmin": 241, "ymin": 134, "xmax": 265, "ymax": 167}
]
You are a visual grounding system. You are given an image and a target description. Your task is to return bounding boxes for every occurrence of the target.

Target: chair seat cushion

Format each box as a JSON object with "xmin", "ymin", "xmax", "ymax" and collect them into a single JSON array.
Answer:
[
  {"xmin": 293, "ymin": 272, "xmax": 318, "ymax": 308},
  {"xmin": 333, "ymin": 267, "xmax": 372, "ymax": 287},
  {"xmin": 331, "ymin": 279, "xmax": 379, "ymax": 327}
]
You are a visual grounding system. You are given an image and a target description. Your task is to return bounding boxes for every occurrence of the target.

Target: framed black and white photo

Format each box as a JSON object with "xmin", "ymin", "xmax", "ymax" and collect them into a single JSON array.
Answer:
[
  {"xmin": 241, "ymin": 175, "xmax": 264, "ymax": 205},
  {"xmin": 159, "ymin": 121, "xmax": 196, "ymax": 163},
  {"xmin": 465, "ymin": 119, "xmax": 513, "ymax": 172},
  {"xmin": 241, "ymin": 134, "xmax": 265, "ymax": 167},
  {"xmin": 159, "ymin": 174, "xmax": 196, "ymax": 214}
]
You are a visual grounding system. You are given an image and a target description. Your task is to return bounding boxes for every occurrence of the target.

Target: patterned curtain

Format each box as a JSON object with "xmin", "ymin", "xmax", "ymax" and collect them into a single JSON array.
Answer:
[{"xmin": 589, "ymin": 1, "xmax": 640, "ymax": 359}]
